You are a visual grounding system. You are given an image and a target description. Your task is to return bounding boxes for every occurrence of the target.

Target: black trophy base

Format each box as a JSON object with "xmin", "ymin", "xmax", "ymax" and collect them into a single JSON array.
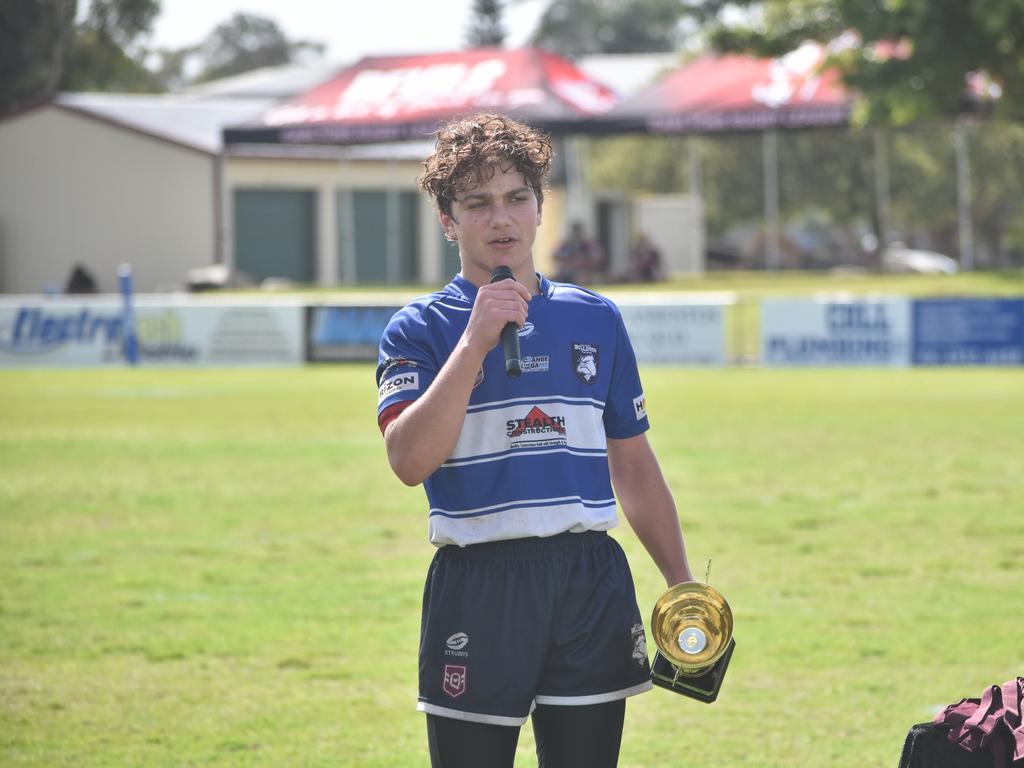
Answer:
[{"xmin": 650, "ymin": 637, "xmax": 735, "ymax": 703}]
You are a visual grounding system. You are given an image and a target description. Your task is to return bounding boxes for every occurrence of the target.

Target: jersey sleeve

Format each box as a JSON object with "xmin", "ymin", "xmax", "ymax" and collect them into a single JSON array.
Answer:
[
  {"xmin": 375, "ymin": 303, "xmax": 438, "ymax": 424},
  {"xmin": 602, "ymin": 301, "xmax": 650, "ymax": 439}
]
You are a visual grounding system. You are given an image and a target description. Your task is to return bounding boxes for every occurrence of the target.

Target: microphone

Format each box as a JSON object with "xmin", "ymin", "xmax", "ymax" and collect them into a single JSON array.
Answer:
[{"xmin": 489, "ymin": 266, "xmax": 522, "ymax": 378}]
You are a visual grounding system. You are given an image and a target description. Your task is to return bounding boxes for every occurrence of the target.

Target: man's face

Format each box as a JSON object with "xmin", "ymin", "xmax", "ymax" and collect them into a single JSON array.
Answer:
[{"xmin": 440, "ymin": 164, "xmax": 542, "ymax": 286}]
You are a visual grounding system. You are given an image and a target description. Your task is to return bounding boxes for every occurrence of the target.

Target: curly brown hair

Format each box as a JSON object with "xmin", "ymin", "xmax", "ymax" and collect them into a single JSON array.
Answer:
[{"xmin": 419, "ymin": 113, "xmax": 554, "ymax": 218}]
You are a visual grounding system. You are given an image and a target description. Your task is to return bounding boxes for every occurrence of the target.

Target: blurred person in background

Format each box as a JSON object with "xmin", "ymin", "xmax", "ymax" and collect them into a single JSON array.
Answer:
[
  {"xmin": 375, "ymin": 113, "xmax": 693, "ymax": 768},
  {"xmin": 552, "ymin": 220, "xmax": 606, "ymax": 284},
  {"xmin": 625, "ymin": 233, "xmax": 665, "ymax": 283}
]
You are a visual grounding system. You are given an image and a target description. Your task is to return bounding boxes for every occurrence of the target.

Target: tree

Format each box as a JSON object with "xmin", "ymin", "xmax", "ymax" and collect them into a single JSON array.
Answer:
[
  {"xmin": 466, "ymin": 0, "xmax": 507, "ymax": 47},
  {"xmin": 190, "ymin": 13, "xmax": 324, "ymax": 84},
  {"xmin": 690, "ymin": 0, "xmax": 1024, "ymax": 124},
  {"xmin": 531, "ymin": 0, "xmax": 687, "ymax": 57},
  {"xmin": 59, "ymin": 0, "xmax": 163, "ymax": 93},
  {"xmin": 1, "ymin": 0, "xmax": 78, "ymax": 114},
  {"xmin": 1, "ymin": 0, "xmax": 164, "ymax": 113}
]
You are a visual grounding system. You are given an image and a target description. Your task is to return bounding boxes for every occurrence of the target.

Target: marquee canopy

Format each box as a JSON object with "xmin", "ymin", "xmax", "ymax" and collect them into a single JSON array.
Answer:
[
  {"xmin": 223, "ymin": 48, "xmax": 619, "ymax": 145},
  {"xmin": 593, "ymin": 42, "xmax": 853, "ymax": 135}
]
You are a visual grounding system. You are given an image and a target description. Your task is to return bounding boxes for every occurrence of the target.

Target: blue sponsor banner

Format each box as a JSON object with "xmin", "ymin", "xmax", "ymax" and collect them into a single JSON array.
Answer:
[
  {"xmin": 912, "ymin": 298, "xmax": 1024, "ymax": 365},
  {"xmin": 309, "ymin": 305, "xmax": 402, "ymax": 361}
]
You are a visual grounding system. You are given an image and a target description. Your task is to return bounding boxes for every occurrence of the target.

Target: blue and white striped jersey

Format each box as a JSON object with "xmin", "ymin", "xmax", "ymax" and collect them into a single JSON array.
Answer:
[{"xmin": 376, "ymin": 273, "xmax": 649, "ymax": 547}]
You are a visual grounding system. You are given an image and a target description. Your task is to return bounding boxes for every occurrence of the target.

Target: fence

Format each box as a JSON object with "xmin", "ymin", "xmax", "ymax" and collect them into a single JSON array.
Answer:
[{"xmin": 1, "ymin": 295, "xmax": 1022, "ymax": 368}]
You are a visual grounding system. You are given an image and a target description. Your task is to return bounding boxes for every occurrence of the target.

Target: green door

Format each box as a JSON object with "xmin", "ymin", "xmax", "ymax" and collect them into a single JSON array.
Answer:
[
  {"xmin": 234, "ymin": 189, "xmax": 315, "ymax": 284},
  {"xmin": 351, "ymin": 190, "xmax": 419, "ymax": 284}
]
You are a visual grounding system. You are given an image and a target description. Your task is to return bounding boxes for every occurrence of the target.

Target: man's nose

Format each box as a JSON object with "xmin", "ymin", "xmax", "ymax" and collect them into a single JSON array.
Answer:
[{"xmin": 489, "ymin": 201, "xmax": 512, "ymax": 225}]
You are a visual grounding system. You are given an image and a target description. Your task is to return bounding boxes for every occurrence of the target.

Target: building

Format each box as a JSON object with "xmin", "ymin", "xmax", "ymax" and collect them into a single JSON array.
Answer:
[{"xmin": 0, "ymin": 53, "xmax": 691, "ymax": 295}]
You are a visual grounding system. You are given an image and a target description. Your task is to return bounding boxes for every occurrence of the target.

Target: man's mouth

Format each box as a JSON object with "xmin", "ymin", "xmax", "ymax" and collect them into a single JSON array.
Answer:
[{"xmin": 490, "ymin": 237, "xmax": 516, "ymax": 245}]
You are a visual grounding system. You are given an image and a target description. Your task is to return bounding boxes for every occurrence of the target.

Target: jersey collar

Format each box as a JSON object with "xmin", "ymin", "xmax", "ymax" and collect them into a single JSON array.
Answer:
[{"xmin": 447, "ymin": 273, "xmax": 553, "ymax": 302}]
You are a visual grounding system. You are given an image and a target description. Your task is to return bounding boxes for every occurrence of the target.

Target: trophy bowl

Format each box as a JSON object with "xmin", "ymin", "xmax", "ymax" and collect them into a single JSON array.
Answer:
[{"xmin": 650, "ymin": 581, "xmax": 735, "ymax": 703}]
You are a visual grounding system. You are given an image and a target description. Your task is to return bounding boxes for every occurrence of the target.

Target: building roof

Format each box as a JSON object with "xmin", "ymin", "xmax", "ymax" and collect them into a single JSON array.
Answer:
[
  {"xmin": 33, "ymin": 53, "xmax": 677, "ymax": 157},
  {"xmin": 575, "ymin": 52, "xmax": 681, "ymax": 98},
  {"xmin": 54, "ymin": 92, "xmax": 276, "ymax": 153},
  {"xmin": 176, "ymin": 60, "xmax": 347, "ymax": 102}
]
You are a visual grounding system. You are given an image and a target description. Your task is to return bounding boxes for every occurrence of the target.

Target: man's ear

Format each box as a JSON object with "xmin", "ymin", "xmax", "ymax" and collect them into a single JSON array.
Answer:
[{"xmin": 439, "ymin": 210, "xmax": 458, "ymax": 241}]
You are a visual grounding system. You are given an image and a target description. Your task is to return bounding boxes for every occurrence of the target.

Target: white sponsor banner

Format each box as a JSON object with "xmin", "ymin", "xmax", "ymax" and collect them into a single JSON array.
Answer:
[
  {"xmin": 761, "ymin": 296, "xmax": 912, "ymax": 367},
  {"xmin": 0, "ymin": 296, "xmax": 305, "ymax": 367},
  {"xmin": 617, "ymin": 302, "xmax": 727, "ymax": 366}
]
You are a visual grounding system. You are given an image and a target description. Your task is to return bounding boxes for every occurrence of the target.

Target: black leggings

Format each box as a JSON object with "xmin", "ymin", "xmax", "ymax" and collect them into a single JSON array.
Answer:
[{"xmin": 426, "ymin": 699, "xmax": 626, "ymax": 768}]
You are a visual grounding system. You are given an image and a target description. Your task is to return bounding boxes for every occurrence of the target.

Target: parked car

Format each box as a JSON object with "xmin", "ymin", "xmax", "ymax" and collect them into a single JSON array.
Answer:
[{"xmin": 882, "ymin": 243, "xmax": 959, "ymax": 275}]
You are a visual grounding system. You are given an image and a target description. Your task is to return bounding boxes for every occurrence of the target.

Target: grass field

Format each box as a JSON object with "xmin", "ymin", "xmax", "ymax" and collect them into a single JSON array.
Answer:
[{"xmin": 1, "ymin": 365, "xmax": 1022, "ymax": 767}]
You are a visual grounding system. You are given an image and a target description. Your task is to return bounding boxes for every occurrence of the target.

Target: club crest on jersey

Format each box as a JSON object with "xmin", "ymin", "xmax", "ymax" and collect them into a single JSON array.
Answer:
[
  {"xmin": 571, "ymin": 342, "xmax": 599, "ymax": 384},
  {"xmin": 443, "ymin": 665, "xmax": 467, "ymax": 698}
]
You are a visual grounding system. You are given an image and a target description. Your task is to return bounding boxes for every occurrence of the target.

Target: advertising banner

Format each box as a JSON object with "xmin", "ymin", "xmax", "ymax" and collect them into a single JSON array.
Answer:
[
  {"xmin": 308, "ymin": 305, "xmax": 402, "ymax": 362},
  {"xmin": 618, "ymin": 302, "xmax": 727, "ymax": 366},
  {"xmin": 912, "ymin": 298, "xmax": 1024, "ymax": 365},
  {"xmin": 761, "ymin": 297, "xmax": 912, "ymax": 367},
  {"xmin": 0, "ymin": 297, "xmax": 305, "ymax": 367}
]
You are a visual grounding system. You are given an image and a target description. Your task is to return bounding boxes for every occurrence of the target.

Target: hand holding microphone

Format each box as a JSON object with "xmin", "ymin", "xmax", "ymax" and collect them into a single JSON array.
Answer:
[{"xmin": 489, "ymin": 266, "xmax": 522, "ymax": 378}]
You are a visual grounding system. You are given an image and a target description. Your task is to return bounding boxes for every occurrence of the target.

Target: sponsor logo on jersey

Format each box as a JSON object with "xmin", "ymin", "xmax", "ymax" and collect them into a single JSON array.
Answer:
[
  {"xmin": 506, "ymin": 405, "xmax": 568, "ymax": 450},
  {"xmin": 571, "ymin": 342, "xmax": 599, "ymax": 384},
  {"xmin": 378, "ymin": 371, "xmax": 418, "ymax": 404},
  {"xmin": 443, "ymin": 665, "xmax": 467, "ymax": 698},
  {"xmin": 445, "ymin": 632, "xmax": 469, "ymax": 658},
  {"xmin": 631, "ymin": 623, "xmax": 648, "ymax": 666},
  {"xmin": 633, "ymin": 393, "xmax": 647, "ymax": 421},
  {"xmin": 520, "ymin": 354, "xmax": 549, "ymax": 373},
  {"xmin": 518, "ymin": 322, "xmax": 536, "ymax": 338}
]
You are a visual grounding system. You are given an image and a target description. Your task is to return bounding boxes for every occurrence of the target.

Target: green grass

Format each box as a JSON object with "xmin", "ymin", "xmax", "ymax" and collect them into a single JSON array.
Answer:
[{"xmin": 2, "ymin": 367, "xmax": 1022, "ymax": 767}]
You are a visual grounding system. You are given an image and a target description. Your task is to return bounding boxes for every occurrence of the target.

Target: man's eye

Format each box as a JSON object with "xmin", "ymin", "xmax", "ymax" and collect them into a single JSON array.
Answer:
[{"xmin": 467, "ymin": 201, "xmax": 488, "ymax": 210}]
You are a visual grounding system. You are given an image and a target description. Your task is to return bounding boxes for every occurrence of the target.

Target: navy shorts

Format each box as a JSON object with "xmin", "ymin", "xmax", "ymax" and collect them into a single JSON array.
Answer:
[{"xmin": 416, "ymin": 530, "xmax": 653, "ymax": 726}]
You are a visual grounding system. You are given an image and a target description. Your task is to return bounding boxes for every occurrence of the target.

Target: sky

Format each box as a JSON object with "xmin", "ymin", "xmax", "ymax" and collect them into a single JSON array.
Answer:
[{"xmin": 149, "ymin": 0, "xmax": 550, "ymax": 62}]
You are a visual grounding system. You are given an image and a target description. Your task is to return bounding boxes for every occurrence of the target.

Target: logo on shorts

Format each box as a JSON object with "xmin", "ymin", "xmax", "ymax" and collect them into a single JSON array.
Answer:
[
  {"xmin": 571, "ymin": 343, "xmax": 599, "ymax": 384},
  {"xmin": 445, "ymin": 632, "xmax": 469, "ymax": 657},
  {"xmin": 443, "ymin": 665, "xmax": 467, "ymax": 698},
  {"xmin": 631, "ymin": 624, "xmax": 648, "ymax": 666}
]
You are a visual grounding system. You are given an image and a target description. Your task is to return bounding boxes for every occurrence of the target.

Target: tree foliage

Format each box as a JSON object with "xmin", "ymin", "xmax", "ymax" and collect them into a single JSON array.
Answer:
[
  {"xmin": 59, "ymin": 0, "xmax": 163, "ymax": 93},
  {"xmin": 690, "ymin": 0, "xmax": 1024, "ymax": 124},
  {"xmin": 190, "ymin": 13, "xmax": 324, "ymax": 84},
  {"xmin": 0, "ymin": 0, "xmax": 78, "ymax": 113},
  {"xmin": 466, "ymin": 0, "xmax": 507, "ymax": 47},
  {"xmin": 531, "ymin": 0, "xmax": 687, "ymax": 57}
]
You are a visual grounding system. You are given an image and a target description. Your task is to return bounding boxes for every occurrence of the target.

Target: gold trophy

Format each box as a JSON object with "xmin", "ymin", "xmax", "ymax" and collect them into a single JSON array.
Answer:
[{"xmin": 650, "ymin": 580, "xmax": 735, "ymax": 703}]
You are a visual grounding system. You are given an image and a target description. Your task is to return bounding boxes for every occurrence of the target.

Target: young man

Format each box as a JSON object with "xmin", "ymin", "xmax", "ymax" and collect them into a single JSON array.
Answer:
[{"xmin": 376, "ymin": 113, "xmax": 694, "ymax": 767}]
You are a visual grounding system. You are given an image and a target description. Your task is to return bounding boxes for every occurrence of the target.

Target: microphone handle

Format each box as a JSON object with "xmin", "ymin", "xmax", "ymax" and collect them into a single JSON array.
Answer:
[
  {"xmin": 489, "ymin": 266, "xmax": 522, "ymax": 378},
  {"xmin": 501, "ymin": 322, "xmax": 521, "ymax": 378}
]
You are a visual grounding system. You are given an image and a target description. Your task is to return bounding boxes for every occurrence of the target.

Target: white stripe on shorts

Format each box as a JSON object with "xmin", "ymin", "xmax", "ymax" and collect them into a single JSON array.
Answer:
[
  {"xmin": 417, "ymin": 700, "xmax": 534, "ymax": 727},
  {"xmin": 533, "ymin": 679, "xmax": 653, "ymax": 706}
]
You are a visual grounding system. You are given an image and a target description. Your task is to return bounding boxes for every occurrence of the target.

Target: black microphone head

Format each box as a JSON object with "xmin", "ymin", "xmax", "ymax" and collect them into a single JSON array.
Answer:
[{"xmin": 490, "ymin": 265, "xmax": 514, "ymax": 283}]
